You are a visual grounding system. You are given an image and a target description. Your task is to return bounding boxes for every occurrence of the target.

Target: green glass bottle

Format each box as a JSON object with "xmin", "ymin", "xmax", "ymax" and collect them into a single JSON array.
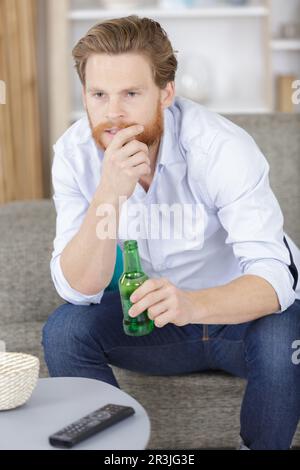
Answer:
[{"xmin": 119, "ymin": 240, "xmax": 154, "ymax": 336}]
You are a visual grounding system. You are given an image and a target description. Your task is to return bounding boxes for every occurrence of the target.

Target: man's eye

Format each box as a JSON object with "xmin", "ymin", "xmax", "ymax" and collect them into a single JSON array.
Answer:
[{"xmin": 94, "ymin": 91, "xmax": 137, "ymax": 98}]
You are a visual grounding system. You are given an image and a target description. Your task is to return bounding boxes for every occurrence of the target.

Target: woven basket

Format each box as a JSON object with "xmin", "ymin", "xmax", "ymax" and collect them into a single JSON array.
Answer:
[{"xmin": 0, "ymin": 352, "xmax": 39, "ymax": 410}]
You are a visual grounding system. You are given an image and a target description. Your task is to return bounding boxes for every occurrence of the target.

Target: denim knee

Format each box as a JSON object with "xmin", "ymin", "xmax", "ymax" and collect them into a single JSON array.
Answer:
[
  {"xmin": 244, "ymin": 300, "xmax": 300, "ymax": 378},
  {"xmin": 42, "ymin": 291, "xmax": 123, "ymax": 356},
  {"xmin": 42, "ymin": 303, "xmax": 95, "ymax": 352}
]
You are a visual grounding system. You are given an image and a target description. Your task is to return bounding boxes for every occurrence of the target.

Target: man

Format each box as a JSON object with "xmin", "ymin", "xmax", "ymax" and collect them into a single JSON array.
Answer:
[{"xmin": 42, "ymin": 16, "xmax": 300, "ymax": 450}]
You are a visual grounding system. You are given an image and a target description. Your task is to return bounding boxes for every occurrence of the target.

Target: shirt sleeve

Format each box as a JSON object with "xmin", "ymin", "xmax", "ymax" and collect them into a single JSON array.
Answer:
[
  {"xmin": 205, "ymin": 130, "xmax": 296, "ymax": 313},
  {"xmin": 50, "ymin": 145, "xmax": 104, "ymax": 305}
]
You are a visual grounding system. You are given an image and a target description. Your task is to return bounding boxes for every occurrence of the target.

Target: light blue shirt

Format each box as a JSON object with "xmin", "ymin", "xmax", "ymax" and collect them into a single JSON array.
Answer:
[{"xmin": 51, "ymin": 96, "xmax": 300, "ymax": 312}]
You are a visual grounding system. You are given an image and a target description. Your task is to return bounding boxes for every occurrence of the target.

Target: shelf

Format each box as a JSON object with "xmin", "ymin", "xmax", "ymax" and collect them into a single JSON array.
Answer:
[
  {"xmin": 211, "ymin": 107, "xmax": 272, "ymax": 114},
  {"xmin": 68, "ymin": 6, "xmax": 269, "ymax": 20},
  {"xmin": 270, "ymin": 39, "xmax": 300, "ymax": 51}
]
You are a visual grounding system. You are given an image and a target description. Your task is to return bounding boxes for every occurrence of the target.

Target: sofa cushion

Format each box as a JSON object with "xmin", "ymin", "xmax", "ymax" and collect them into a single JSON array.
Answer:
[
  {"xmin": 0, "ymin": 200, "xmax": 62, "ymax": 325},
  {"xmin": 228, "ymin": 113, "xmax": 300, "ymax": 246}
]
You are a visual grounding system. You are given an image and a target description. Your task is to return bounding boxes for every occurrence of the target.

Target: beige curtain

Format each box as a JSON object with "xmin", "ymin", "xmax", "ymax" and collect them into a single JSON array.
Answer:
[{"xmin": 0, "ymin": 0, "xmax": 44, "ymax": 203}]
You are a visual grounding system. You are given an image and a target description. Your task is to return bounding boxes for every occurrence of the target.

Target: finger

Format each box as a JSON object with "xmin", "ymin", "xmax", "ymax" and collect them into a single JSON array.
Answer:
[
  {"xmin": 131, "ymin": 163, "xmax": 151, "ymax": 177},
  {"xmin": 121, "ymin": 139, "xmax": 149, "ymax": 157},
  {"xmin": 109, "ymin": 125, "xmax": 144, "ymax": 150},
  {"xmin": 129, "ymin": 288, "xmax": 167, "ymax": 318},
  {"xmin": 154, "ymin": 310, "xmax": 174, "ymax": 328},
  {"xmin": 130, "ymin": 278, "xmax": 167, "ymax": 303},
  {"xmin": 148, "ymin": 300, "xmax": 169, "ymax": 320},
  {"xmin": 123, "ymin": 152, "xmax": 150, "ymax": 168},
  {"xmin": 117, "ymin": 142, "xmax": 148, "ymax": 162}
]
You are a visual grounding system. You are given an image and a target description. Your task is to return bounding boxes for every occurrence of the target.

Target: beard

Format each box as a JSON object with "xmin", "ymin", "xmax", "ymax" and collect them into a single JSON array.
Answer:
[{"xmin": 87, "ymin": 100, "xmax": 164, "ymax": 152}]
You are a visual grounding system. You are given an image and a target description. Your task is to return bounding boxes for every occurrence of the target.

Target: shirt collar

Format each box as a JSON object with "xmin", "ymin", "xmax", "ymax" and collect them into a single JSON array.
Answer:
[
  {"xmin": 156, "ymin": 104, "xmax": 178, "ymax": 169},
  {"xmin": 76, "ymin": 114, "xmax": 92, "ymax": 144}
]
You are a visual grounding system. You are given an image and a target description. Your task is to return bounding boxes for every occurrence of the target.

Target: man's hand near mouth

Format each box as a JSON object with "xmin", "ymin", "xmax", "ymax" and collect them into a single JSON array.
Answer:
[{"xmin": 99, "ymin": 124, "xmax": 151, "ymax": 200}]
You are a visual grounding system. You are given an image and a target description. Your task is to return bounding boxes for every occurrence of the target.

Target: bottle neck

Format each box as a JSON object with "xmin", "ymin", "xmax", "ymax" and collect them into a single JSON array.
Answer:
[{"xmin": 123, "ymin": 247, "xmax": 142, "ymax": 274}]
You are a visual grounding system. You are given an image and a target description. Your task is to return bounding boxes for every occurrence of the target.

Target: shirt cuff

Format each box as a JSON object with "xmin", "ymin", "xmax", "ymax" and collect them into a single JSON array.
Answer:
[
  {"xmin": 244, "ymin": 259, "xmax": 296, "ymax": 313},
  {"xmin": 50, "ymin": 255, "xmax": 104, "ymax": 305}
]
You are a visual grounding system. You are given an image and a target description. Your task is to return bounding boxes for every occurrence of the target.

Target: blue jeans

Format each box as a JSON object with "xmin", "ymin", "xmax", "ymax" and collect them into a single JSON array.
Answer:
[{"xmin": 42, "ymin": 291, "xmax": 300, "ymax": 450}]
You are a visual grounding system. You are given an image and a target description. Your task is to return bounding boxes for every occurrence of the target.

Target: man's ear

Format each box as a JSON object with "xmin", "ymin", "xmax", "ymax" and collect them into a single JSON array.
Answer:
[{"xmin": 160, "ymin": 81, "xmax": 175, "ymax": 109}]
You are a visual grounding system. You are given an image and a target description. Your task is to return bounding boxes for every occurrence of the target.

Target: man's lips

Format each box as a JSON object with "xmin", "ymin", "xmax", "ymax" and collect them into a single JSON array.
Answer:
[{"xmin": 105, "ymin": 128, "xmax": 121, "ymax": 135}]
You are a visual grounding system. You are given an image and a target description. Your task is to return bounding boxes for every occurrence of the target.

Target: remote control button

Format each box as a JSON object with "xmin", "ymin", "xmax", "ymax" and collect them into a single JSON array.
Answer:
[
  {"xmin": 94, "ymin": 411, "xmax": 111, "ymax": 420},
  {"xmin": 85, "ymin": 420, "xmax": 101, "ymax": 428}
]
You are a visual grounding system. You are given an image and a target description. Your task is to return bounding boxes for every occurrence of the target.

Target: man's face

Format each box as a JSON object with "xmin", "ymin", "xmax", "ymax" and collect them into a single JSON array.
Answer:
[{"xmin": 83, "ymin": 52, "xmax": 172, "ymax": 151}]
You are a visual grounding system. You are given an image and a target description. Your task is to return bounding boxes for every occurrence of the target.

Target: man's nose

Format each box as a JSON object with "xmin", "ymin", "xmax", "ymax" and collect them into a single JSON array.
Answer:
[{"xmin": 105, "ymin": 97, "xmax": 125, "ymax": 120}]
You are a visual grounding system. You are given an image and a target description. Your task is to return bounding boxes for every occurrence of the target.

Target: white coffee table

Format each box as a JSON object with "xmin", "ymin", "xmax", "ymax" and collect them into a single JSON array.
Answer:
[{"xmin": 0, "ymin": 377, "xmax": 150, "ymax": 450}]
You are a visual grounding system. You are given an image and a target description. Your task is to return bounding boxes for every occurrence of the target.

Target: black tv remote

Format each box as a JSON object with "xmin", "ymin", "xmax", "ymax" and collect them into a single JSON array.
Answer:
[{"xmin": 49, "ymin": 403, "xmax": 135, "ymax": 448}]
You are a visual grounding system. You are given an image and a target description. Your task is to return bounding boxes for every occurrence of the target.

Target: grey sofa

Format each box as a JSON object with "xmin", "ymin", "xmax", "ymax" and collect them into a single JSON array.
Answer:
[{"xmin": 1, "ymin": 113, "xmax": 299, "ymax": 449}]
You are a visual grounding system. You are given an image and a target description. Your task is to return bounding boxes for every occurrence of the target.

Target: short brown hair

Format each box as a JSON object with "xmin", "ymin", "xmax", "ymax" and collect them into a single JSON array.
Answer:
[{"xmin": 72, "ymin": 15, "xmax": 178, "ymax": 89}]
